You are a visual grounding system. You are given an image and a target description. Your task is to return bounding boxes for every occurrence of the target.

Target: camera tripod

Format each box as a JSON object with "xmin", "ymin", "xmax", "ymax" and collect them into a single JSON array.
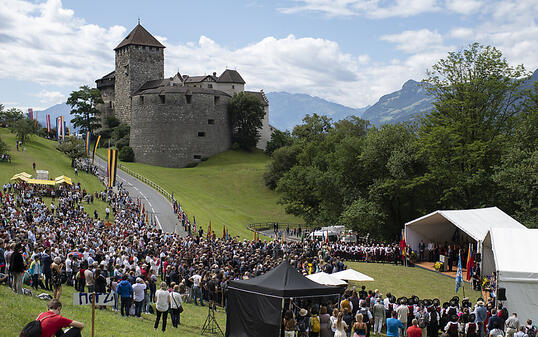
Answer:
[{"xmin": 201, "ymin": 302, "xmax": 224, "ymax": 336}]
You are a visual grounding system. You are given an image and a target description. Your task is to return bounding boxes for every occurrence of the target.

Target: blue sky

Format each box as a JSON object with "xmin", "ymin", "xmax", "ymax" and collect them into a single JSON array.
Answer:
[{"xmin": 0, "ymin": 0, "xmax": 537, "ymax": 110}]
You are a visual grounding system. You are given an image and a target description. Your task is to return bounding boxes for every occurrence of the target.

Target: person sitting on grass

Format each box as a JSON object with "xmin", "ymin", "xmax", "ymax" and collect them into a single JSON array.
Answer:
[{"xmin": 36, "ymin": 299, "xmax": 85, "ymax": 337}]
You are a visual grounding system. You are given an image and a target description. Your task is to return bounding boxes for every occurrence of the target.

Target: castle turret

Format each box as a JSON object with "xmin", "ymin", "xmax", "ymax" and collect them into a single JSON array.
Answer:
[{"xmin": 114, "ymin": 24, "xmax": 165, "ymax": 124}]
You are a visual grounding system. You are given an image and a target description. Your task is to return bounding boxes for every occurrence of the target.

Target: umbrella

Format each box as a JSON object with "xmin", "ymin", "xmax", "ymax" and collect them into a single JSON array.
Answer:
[
  {"xmin": 306, "ymin": 272, "xmax": 348, "ymax": 286},
  {"xmin": 331, "ymin": 268, "xmax": 374, "ymax": 281},
  {"xmin": 67, "ymin": 252, "xmax": 83, "ymax": 259}
]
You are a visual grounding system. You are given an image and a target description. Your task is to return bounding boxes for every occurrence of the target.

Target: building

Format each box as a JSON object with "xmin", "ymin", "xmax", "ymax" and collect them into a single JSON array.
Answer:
[{"xmin": 96, "ymin": 23, "xmax": 272, "ymax": 168}]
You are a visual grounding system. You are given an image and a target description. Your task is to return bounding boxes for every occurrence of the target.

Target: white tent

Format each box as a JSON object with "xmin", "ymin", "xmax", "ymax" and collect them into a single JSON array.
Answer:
[
  {"xmin": 483, "ymin": 228, "xmax": 538, "ymax": 323},
  {"xmin": 405, "ymin": 207, "xmax": 526, "ymax": 252},
  {"xmin": 306, "ymin": 272, "xmax": 348, "ymax": 286},
  {"xmin": 331, "ymin": 269, "xmax": 374, "ymax": 282}
]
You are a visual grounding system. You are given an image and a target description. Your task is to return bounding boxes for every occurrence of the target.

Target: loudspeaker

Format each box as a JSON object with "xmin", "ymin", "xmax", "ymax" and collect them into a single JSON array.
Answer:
[
  {"xmin": 474, "ymin": 253, "xmax": 481, "ymax": 262},
  {"xmin": 498, "ymin": 287, "xmax": 507, "ymax": 301}
]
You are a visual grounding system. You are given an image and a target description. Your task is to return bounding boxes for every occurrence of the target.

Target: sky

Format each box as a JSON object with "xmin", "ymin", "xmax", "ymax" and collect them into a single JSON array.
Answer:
[{"xmin": 0, "ymin": 0, "xmax": 537, "ymax": 110}]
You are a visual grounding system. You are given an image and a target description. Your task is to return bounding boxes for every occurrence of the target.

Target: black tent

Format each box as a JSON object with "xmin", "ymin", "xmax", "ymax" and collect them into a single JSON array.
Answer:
[{"xmin": 225, "ymin": 261, "xmax": 345, "ymax": 337}]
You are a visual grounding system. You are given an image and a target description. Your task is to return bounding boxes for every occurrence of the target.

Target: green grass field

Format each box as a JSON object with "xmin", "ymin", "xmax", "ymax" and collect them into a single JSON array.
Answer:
[
  {"xmin": 0, "ymin": 128, "xmax": 110, "ymax": 218},
  {"xmin": 346, "ymin": 262, "xmax": 481, "ymax": 303},
  {"xmin": 97, "ymin": 147, "xmax": 302, "ymax": 239},
  {"xmin": 0, "ymin": 284, "xmax": 226, "ymax": 337}
]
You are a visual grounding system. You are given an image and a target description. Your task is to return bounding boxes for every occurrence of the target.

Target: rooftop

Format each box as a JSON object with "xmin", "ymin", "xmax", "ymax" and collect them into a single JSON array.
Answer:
[{"xmin": 114, "ymin": 24, "xmax": 165, "ymax": 50}]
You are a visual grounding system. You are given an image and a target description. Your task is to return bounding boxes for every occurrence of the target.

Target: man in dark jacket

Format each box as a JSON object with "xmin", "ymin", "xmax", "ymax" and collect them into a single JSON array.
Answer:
[
  {"xmin": 116, "ymin": 274, "xmax": 133, "ymax": 317},
  {"xmin": 41, "ymin": 249, "xmax": 53, "ymax": 290},
  {"xmin": 488, "ymin": 309, "xmax": 503, "ymax": 335},
  {"xmin": 10, "ymin": 243, "xmax": 26, "ymax": 294}
]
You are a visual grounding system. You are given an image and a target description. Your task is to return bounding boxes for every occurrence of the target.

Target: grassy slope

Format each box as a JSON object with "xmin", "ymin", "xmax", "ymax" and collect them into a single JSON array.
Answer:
[
  {"xmin": 0, "ymin": 128, "xmax": 110, "ymax": 218},
  {"xmin": 347, "ymin": 262, "xmax": 481, "ymax": 303},
  {"xmin": 0, "ymin": 285, "xmax": 226, "ymax": 337},
  {"xmin": 98, "ymin": 148, "xmax": 301, "ymax": 239}
]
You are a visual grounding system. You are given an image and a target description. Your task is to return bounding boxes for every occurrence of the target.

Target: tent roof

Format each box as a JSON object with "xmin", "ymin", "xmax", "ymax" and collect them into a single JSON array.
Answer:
[
  {"xmin": 27, "ymin": 179, "xmax": 56, "ymax": 186},
  {"xmin": 228, "ymin": 260, "xmax": 344, "ymax": 298},
  {"xmin": 331, "ymin": 269, "xmax": 374, "ymax": 282},
  {"xmin": 306, "ymin": 272, "xmax": 348, "ymax": 286},
  {"xmin": 405, "ymin": 207, "xmax": 525, "ymax": 242},
  {"xmin": 485, "ymin": 228, "xmax": 538, "ymax": 280}
]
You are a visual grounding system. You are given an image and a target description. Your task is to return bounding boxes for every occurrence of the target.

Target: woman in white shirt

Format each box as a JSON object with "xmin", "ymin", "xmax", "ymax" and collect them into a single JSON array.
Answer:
[
  {"xmin": 170, "ymin": 284, "xmax": 183, "ymax": 328},
  {"xmin": 154, "ymin": 281, "xmax": 170, "ymax": 332}
]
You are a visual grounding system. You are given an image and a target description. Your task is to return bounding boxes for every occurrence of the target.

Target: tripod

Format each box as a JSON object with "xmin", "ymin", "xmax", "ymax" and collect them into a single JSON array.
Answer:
[{"xmin": 201, "ymin": 302, "xmax": 224, "ymax": 336}]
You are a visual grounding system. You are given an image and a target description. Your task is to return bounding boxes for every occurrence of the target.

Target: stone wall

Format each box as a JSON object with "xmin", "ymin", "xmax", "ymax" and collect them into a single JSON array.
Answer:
[
  {"xmin": 114, "ymin": 45, "xmax": 164, "ymax": 124},
  {"xmin": 130, "ymin": 92, "xmax": 232, "ymax": 167}
]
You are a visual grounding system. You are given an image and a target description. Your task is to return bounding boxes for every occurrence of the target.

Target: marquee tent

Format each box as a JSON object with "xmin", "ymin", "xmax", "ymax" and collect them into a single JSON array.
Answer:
[
  {"xmin": 331, "ymin": 269, "xmax": 374, "ymax": 282},
  {"xmin": 404, "ymin": 207, "xmax": 526, "ymax": 252},
  {"xmin": 306, "ymin": 272, "xmax": 348, "ymax": 286},
  {"xmin": 482, "ymin": 228, "xmax": 538, "ymax": 323},
  {"xmin": 226, "ymin": 260, "xmax": 344, "ymax": 337}
]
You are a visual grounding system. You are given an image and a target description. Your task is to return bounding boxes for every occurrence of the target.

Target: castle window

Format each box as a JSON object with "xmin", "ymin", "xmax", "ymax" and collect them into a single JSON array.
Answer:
[
  {"xmin": 198, "ymin": 132, "xmax": 206, "ymax": 137},
  {"xmin": 214, "ymin": 96, "xmax": 220, "ymax": 104},
  {"xmin": 186, "ymin": 95, "xmax": 192, "ymax": 104},
  {"xmin": 208, "ymin": 84, "xmax": 213, "ymax": 89},
  {"xmin": 194, "ymin": 155, "xmax": 202, "ymax": 160},
  {"xmin": 159, "ymin": 95, "xmax": 165, "ymax": 104},
  {"xmin": 232, "ymin": 85, "xmax": 235, "ymax": 89},
  {"xmin": 109, "ymin": 101, "xmax": 112, "ymax": 108},
  {"xmin": 208, "ymin": 119, "xmax": 215, "ymax": 125},
  {"xmin": 140, "ymin": 96, "xmax": 144, "ymax": 104}
]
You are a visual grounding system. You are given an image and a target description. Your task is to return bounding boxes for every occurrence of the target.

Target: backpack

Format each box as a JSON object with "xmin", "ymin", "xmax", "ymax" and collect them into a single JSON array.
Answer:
[
  {"xmin": 527, "ymin": 327, "xmax": 537, "ymax": 337},
  {"xmin": 311, "ymin": 315, "xmax": 320, "ymax": 333},
  {"xmin": 20, "ymin": 314, "xmax": 57, "ymax": 337},
  {"xmin": 297, "ymin": 316, "xmax": 308, "ymax": 332}
]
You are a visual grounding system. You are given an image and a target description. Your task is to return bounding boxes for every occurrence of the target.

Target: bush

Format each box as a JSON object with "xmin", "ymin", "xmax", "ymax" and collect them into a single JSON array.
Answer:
[
  {"xmin": 113, "ymin": 124, "xmax": 130, "ymax": 140},
  {"xmin": 119, "ymin": 146, "xmax": 134, "ymax": 162},
  {"xmin": 115, "ymin": 136, "xmax": 129, "ymax": 151},
  {"xmin": 105, "ymin": 115, "xmax": 120, "ymax": 128}
]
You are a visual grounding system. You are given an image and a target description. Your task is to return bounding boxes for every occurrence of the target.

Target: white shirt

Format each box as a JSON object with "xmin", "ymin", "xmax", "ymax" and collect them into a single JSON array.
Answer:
[
  {"xmin": 170, "ymin": 291, "xmax": 182, "ymax": 309},
  {"xmin": 192, "ymin": 274, "xmax": 202, "ymax": 287},
  {"xmin": 155, "ymin": 289, "xmax": 170, "ymax": 312},
  {"xmin": 132, "ymin": 283, "xmax": 146, "ymax": 302}
]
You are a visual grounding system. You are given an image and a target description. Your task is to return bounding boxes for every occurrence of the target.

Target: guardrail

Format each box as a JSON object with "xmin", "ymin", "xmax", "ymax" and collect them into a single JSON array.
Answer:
[
  {"xmin": 247, "ymin": 222, "xmax": 308, "ymax": 232},
  {"xmin": 117, "ymin": 163, "xmax": 173, "ymax": 202}
]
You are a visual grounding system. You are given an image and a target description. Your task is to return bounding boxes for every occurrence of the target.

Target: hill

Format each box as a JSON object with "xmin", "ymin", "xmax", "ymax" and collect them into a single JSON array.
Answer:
[
  {"xmin": 35, "ymin": 103, "xmax": 74, "ymax": 130},
  {"xmin": 266, "ymin": 91, "xmax": 369, "ymax": 130}
]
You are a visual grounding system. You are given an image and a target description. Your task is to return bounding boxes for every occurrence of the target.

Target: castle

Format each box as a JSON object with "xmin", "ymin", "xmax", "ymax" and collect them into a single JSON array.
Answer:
[{"xmin": 96, "ymin": 24, "xmax": 273, "ymax": 168}]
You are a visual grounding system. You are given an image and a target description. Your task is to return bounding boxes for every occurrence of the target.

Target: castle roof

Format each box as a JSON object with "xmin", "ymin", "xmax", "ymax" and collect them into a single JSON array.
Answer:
[
  {"xmin": 96, "ymin": 71, "xmax": 115, "ymax": 89},
  {"xmin": 245, "ymin": 91, "xmax": 269, "ymax": 106},
  {"xmin": 134, "ymin": 80, "xmax": 231, "ymax": 97},
  {"xmin": 217, "ymin": 69, "xmax": 245, "ymax": 84},
  {"xmin": 114, "ymin": 24, "xmax": 165, "ymax": 50}
]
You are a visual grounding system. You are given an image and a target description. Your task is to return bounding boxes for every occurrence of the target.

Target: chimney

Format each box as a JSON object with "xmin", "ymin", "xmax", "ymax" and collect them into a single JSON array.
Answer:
[{"xmin": 213, "ymin": 72, "xmax": 216, "ymax": 76}]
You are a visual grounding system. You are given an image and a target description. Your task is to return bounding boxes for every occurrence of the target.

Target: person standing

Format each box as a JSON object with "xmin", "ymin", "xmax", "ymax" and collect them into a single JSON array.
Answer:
[
  {"xmin": 51, "ymin": 257, "xmax": 63, "ymax": 300},
  {"xmin": 29, "ymin": 255, "xmax": 44, "ymax": 290},
  {"xmin": 154, "ymin": 281, "xmax": 170, "ymax": 332},
  {"xmin": 373, "ymin": 298, "xmax": 386, "ymax": 335},
  {"xmin": 396, "ymin": 300, "xmax": 409, "ymax": 337},
  {"xmin": 84, "ymin": 265, "xmax": 95, "ymax": 293},
  {"xmin": 41, "ymin": 249, "xmax": 53, "ymax": 291},
  {"xmin": 10, "ymin": 243, "xmax": 25, "ymax": 294},
  {"xmin": 132, "ymin": 277, "xmax": 147, "ymax": 318},
  {"xmin": 474, "ymin": 301, "xmax": 488, "ymax": 337},
  {"xmin": 116, "ymin": 274, "xmax": 133, "ymax": 317},
  {"xmin": 505, "ymin": 313, "xmax": 520, "ymax": 337},
  {"xmin": 170, "ymin": 284, "xmax": 183, "ymax": 328},
  {"xmin": 319, "ymin": 306, "xmax": 332, "ymax": 337},
  {"xmin": 407, "ymin": 319, "xmax": 423, "ymax": 337},
  {"xmin": 190, "ymin": 272, "xmax": 204, "ymax": 306},
  {"xmin": 387, "ymin": 311, "xmax": 404, "ymax": 337},
  {"xmin": 35, "ymin": 299, "xmax": 84, "ymax": 337}
]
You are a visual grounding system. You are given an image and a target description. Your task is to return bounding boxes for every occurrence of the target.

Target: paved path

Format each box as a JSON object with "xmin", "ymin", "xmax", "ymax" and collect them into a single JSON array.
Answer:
[{"xmin": 94, "ymin": 157, "xmax": 184, "ymax": 235}]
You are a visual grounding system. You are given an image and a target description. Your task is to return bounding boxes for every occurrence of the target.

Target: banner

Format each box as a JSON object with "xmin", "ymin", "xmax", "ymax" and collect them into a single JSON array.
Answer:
[
  {"xmin": 92, "ymin": 135, "xmax": 101, "ymax": 165},
  {"xmin": 107, "ymin": 148, "xmax": 118, "ymax": 188},
  {"xmin": 73, "ymin": 292, "xmax": 114, "ymax": 306},
  {"xmin": 27, "ymin": 108, "xmax": 33, "ymax": 120},
  {"xmin": 85, "ymin": 132, "xmax": 91, "ymax": 156},
  {"xmin": 46, "ymin": 114, "xmax": 51, "ymax": 133},
  {"xmin": 455, "ymin": 251, "xmax": 463, "ymax": 293}
]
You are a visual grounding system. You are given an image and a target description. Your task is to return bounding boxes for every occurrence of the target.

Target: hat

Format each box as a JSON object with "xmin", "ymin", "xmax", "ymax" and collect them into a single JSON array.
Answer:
[
  {"xmin": 477, "ymin": 300, "xmax": 485, "ymax": 306},
  {"xmin": 136, "ymin": 277, "xmax": 142, "ymax": 283},
  {"xmin": 299, "ymin": 309, "xmax": 308, "ymax": 317}
]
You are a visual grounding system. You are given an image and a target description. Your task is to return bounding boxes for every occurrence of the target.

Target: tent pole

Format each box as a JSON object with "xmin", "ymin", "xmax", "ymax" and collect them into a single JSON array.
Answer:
[{"xmin": 279, "ymin": 298, "xmax": 284, "ymax": 337}]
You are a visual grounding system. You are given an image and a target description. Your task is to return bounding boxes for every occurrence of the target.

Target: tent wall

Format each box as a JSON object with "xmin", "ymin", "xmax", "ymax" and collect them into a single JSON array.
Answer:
[
  {"xmin": 481, "ymin": 236, "xmax": 495, "ymax": 277},
  {"xmin": 499, "ymin": 279, "xmax": 538, "ymax": 323},
  {"xmin": 406, "ymin": 214, "xmax": 462, "ymax": 251},
  {"xmin": 226, "ymin": 288, "xmax": 283, "ymax": 337}
]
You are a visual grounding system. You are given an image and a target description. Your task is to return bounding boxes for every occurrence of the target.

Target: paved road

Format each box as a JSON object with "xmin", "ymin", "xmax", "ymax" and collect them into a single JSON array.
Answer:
[{"xmin": 94, "ymin": 157, "xmax": 184, "ymax": 235}]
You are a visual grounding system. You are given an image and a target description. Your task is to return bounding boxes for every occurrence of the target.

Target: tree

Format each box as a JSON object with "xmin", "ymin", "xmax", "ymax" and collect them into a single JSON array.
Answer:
[
  {"xmin": 67, "ymin": 85, "xmax": 103, "ymax": 135},
  {"xmin": 10, "ymin": 118, "xmax": 37, "ymax": 143},
  {"xmin": 0, "ymin": 136, "xmax": 8, "ymax": 154},
  {"xmin": 57, "ymin": 137, "xmax": 85, "ymax": 167},
  {"xmin": 420, "ymin": 43, "xmax": 529, "ymax": 209},
  {"xmin": 228, "ymin": 92, "xmax": 265, "ymax": 150},
  {"xmin": 265, "ymin": 129, "xmax": 292, "ymax": 155},
  {"xmin": 0, "ymin": 106, "xmax": 24, "ymax": 126},
  {"xmin": 119, "ymin": 146, "xmax": 135, "ymax": 162}
]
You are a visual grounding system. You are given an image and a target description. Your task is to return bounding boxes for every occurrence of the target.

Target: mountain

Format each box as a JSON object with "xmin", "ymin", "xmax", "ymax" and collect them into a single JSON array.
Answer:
[
  {"xmin": 361, "ymin": 80, "xmax": 434, "ymax": 126},
  {"xmin": 266, "ymin": 92, "xmax": 369, "ymax": 131},
  {"xmin": 35, "ymin": 103, "xmax": 74, "ymax": 130}
]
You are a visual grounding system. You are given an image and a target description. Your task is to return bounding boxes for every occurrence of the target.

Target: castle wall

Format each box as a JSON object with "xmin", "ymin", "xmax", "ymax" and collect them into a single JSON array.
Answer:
[
  {"xmin": 256, "ymin": 105, "xmax": 272, "ymax": 150},
  {"xmin": 115, "ymin": 45, "xmax": 164, "ymax": 124},
  {"xmin": 130, "ymin": 92, "xmax": 232, "ymax": 167}
]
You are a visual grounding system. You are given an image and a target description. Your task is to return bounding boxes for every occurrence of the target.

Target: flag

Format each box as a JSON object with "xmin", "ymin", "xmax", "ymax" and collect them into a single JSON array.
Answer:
[
  {"xmin": 456, "ymin": 251, "xmax": 463, "ymax": 293},
  {"xmin": 60, "ymin": 117, "xmax": 65, "ymax": 140},
  {"xmin": 56, "ymin": 117, "xmax": 61, "ymax": 141},
  {"xmin": 222, "ymin": 225, "xmax": 226, "ymax": 239},
  {"xmin": 85, "ymin": 132, "xmax": 91, "ymax": 156},
  {"xmin": 399, "ymin": 229, "xmax": 406, "ymax": 257},
  {"xmin": 466, "ymin": 244, "xmax": 474, "ymax": 281},
  {"xmin": 193, "ymin": 216, "xmax": 196, "ymax": 233},
  {"xmin": 46, "ymin": 114, "xmax": 51, "ymax": 133},
  {"xmin": 282, "ymin": 231, "xmax": 286, "ymax": 243},
  {"xmin": 27, "ymin": 108, "xmax": 33, "ymax": 120},
  {"xmin": 107, "ymin": 148, "xmax": 118, "ymax": 187},
  {"xmin": 207, "ymin": 221, "xmax": 212, "ymax": 239},
  {"xmin": 92, "ymin": 135, "xmax": 101, "ymax": 165}
]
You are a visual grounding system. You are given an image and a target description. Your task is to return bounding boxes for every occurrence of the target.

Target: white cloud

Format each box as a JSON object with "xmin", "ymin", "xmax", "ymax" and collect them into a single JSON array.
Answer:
[
  {"xmin": 381, "ymin": 29, "xmax": 444, "ymax": 53},
  {"xmin": 449, "ymin": 27, "xmax": 474, "ymax": 39},
  {"xmin": 445, "ymin": 0, "xmax": 483, "ymax": 14},
  {"xmin": 36, "ymin": 89, "xmax": 65, "ymax": 104}
]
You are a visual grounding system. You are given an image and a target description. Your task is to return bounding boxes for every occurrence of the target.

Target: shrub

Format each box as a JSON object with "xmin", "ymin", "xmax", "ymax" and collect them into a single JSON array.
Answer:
[{"xmin": 119, "ymin": 146, "xmax": 134, "ymax": 162}]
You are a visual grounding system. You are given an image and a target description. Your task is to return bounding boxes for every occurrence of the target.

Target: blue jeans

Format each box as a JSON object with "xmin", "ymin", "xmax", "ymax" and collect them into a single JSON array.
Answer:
[
  {"xmin": 113, "ymin": 291, "xmax": 119, "ymax": 311},
  {"xmin": 134, "ymin": 300, "xmax": 143, "ymax": 317},
  {"xmin": 121, "ymin": 297, "xmax": 131, "ymax": 316},
  {"xmin": 193, "ymin": 286, "xmax": 204, "ymax": 306}
]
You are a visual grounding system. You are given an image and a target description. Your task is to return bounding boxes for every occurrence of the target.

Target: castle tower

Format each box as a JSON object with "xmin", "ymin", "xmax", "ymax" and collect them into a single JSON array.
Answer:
[{"xmin": 114, "ymin": 24, "xmax": 165, "ymax": 124}]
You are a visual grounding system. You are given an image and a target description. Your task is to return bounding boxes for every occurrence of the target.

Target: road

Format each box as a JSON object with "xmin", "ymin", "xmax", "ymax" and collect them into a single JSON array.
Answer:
[{"xmin": 94, "ymin": 156, "xmax": 184, "ymax": 235}]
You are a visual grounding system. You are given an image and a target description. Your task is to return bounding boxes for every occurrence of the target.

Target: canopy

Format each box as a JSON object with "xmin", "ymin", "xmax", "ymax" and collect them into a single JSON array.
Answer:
[
  {"xmin": 483, "ymin": 228, "xmax": 538, "ymax": 322},
  {"xmin": 228, "ymin": 260, "xmax": 344, "ymax": 298},
  {"xmin": 405, "ymin": 207, "xmax": 526, "ymax": 251},
  {"xmin": 306, "ymin": 272, "xmax": 348, "ymax": 286},
  {"xmin": 331, "ymin": 269, "xmax": 374, "ymax": 282},
  {"xmin": 226, "ymin": 261, "xmax": 344, "ymax": 337},
  {"xmin": 26, "ymin": 178, "xmax": 56, "ymax": 186},
  {"xmin": 55, "ymin": 175, "xmax": 73, "ymax": 185},
  {"xmin": 10, "ymin": 172, "xmax": 32, "ymax": 182}
]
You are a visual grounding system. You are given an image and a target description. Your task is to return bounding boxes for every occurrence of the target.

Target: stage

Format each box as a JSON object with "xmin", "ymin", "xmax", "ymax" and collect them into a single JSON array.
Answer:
[{"xmin": 415, "ymin": 261, "xmax": 471, "ymax": 283}]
